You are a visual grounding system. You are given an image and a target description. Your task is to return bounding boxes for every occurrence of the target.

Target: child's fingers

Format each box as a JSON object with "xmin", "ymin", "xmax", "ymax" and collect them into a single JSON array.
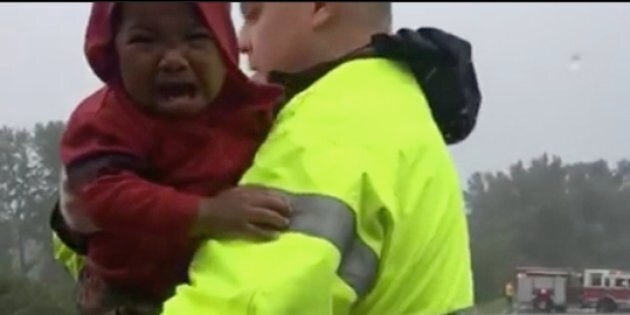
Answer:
[
  {"xmin": 249, "ymin": 207, "xmax": 290, "ymax": 229},
  {"xmin": 239, "ymin": 185, "xmax": 293, "ymax": 216},
  {"xmin": 245, "ymin": 223, "xmax": 279, "ymax": 241},
  {"xmin": 251, "ymin": 191, "xmax": 293, "ymax": 217}
]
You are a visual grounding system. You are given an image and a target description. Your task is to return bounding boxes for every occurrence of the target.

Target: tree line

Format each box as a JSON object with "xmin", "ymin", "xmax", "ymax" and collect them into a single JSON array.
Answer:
[{"xmin": 0, "ymin": 121, "xmax": 628, "ymax": 312}]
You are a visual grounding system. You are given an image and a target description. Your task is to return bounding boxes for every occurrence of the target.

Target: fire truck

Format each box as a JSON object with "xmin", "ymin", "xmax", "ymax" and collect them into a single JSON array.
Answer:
[
  {"xmin": 580, "ymin": 268, "xmax": 630, "ymax": 312},
  {"xmin": 514, "ymin": 266, "xmax": 572, "ymax": 313},
  {"xmin": 514, "ymin": 266, "xmax": 630, "ymax": 313}
]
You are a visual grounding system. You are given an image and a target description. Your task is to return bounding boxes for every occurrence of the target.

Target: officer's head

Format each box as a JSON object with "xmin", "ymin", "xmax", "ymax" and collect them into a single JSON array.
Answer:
[{"xmin": 238, "ymin": 2, "xmax": 391, "ymax": 81}]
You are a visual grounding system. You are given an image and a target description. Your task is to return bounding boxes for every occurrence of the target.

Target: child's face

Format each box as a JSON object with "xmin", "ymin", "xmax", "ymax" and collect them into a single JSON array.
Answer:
[{"xmin": 114, "ymin": 2, "xmax": 225, "ymax": 117}]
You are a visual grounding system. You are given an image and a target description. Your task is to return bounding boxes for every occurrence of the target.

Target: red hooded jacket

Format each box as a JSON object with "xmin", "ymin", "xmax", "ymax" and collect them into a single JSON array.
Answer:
[{"xmin": 59, "ymin": 2, "xmax": 282, "ymax": 298}]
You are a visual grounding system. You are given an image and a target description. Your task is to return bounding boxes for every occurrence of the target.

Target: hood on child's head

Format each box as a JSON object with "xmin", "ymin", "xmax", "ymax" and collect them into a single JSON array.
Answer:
[
  {"xmin": 85, "ymin": 2, "xmax": 241, "ymax": 84},
  {"xmin": 83, "ymin": 2, "xmax": 282, "ymax": 126}
]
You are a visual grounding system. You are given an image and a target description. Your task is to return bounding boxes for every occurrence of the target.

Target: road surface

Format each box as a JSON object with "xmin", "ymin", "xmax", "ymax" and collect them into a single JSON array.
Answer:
[{"xmin": 486, "ymin": 307, "xmax": 630, "ymax": 315}]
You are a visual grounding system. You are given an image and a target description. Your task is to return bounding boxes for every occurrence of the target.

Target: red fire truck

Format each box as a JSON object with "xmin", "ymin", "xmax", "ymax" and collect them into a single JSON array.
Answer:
[
  {"xmin": 514, "ymin": 266, "xmax": 572, "ymax": 313},
  {"xmin": 580, "ymin": 268, "xmax": 630, "ymax": 313},
  {"xmin": 514, "ymin": 267, "xmax": 630, "ymax": 313}
]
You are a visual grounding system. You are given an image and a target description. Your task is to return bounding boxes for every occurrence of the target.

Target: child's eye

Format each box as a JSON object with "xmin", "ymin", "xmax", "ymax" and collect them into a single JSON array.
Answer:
[
  {"xmin": 128, "ymin": 34, "xmax": 155, "ymax": 44},
  {"xmin": 187, "ymin": 32, "xmax": 212, "ymax": 42}
]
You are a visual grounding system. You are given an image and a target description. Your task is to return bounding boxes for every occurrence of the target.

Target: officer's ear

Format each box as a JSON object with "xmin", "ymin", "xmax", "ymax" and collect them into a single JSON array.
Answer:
[{"xmin": 311, "ymin": 2, "xmax": 336, "ymax": 30}]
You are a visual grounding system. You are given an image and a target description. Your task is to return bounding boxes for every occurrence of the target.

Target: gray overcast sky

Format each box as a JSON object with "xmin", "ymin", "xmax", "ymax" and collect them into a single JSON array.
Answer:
[{"xmin": 1, "ymin": 3, "xmax": 629, "ymax": 182}]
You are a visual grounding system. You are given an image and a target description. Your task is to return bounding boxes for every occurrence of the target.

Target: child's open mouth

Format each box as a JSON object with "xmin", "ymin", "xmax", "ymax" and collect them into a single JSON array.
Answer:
[
  {"xmin": 154, "ymin": 81, "xmax": 206, "ymax": 115},
  {"xmin": 157, "ymin": 82, "xmax": 198, "ymax": 101}
]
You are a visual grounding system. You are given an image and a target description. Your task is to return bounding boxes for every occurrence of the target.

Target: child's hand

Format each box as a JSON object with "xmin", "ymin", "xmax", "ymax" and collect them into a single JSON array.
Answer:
[{"xmin": 190, "ymin": 186, "xmax": 292, "ymax": 241}]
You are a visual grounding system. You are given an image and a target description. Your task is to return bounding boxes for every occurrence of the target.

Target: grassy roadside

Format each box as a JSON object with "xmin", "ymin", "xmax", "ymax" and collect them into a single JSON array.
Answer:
[{"xmin": 472, "ymin": 298, "xmax": 508, "ymax": 315}]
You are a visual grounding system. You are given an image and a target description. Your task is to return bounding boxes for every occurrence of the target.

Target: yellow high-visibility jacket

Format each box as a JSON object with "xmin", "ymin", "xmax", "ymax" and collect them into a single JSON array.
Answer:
[
  {"xmin": 162, "ymin": 58, "xmax": 474, "ymax": 315},
  {"xmin": 52, "ymin": 231, "xmax": 84, "ymax": 281}
]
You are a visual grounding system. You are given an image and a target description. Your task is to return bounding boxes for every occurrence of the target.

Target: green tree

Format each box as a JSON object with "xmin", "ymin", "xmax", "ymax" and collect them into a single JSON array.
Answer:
[
  {"xmin": 0, "ymin": 122, "xmax": 76, "ymax": 314},
  {"xmin": 0, "ymin": 126, "xmax": 49, "ymax": 275},
  {"xmin": 29, "ymin": 121, "xmax": 66, "ymax": 282}
]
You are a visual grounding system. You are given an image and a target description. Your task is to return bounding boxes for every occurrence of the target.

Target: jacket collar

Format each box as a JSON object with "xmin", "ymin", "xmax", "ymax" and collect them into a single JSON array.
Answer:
[{"xmin": 268, "ymin": 45, "xmax": 376, "ymax": 103}]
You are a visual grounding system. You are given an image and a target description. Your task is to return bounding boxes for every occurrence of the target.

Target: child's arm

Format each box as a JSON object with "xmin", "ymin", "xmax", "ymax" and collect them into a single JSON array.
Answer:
[
  {"xmin": 65, "ymin": 159, "xmax": 291, "ymax": 240},
  {"xmin": 60, "ymin": 90, "xmax": 204, "ymax": 239},
  {"xmin": 64, "ymin": 157, "xmax": 201, "ymax": 238}
]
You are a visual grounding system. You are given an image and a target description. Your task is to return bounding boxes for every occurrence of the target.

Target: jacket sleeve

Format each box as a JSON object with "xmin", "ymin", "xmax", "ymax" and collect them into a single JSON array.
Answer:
[
  {"xmin": 161, "ymin": 91, "xmax": 390, "ymax": 315},
  {"xmin": 60, "ymin": 93, "xmax": 200, "ymax": 239},
  {"xmin": 66, "ymin": 165, "xmax": 201, "ymax": 238}
]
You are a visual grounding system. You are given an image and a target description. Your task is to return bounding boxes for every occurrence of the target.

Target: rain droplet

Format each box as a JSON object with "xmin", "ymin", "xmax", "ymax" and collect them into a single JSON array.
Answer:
[{"xmin": 569, "ymin": 53, "xmax": 582, "ymax": 72}]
